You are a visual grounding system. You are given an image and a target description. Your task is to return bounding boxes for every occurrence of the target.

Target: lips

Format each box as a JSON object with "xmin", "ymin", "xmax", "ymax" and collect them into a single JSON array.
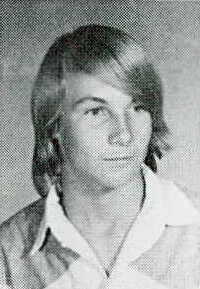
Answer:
[
  {"xmin": 103, "ymin": 156, "xmax": 134, "ymax": 169},
  {"xmin": 104, "ymin": 155, "xmax": 133, "ymax": 161}
]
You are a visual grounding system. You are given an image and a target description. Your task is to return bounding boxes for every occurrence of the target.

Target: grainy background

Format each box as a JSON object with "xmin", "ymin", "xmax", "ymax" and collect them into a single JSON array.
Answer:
[{"xmin": 1, "ymin": 0, "xmax": 200, "ymax": 224}]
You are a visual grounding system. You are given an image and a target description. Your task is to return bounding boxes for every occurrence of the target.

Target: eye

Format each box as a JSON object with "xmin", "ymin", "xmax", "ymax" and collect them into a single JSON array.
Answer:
[
  {"xmin": 132, "ymin": 103, "xmax": 146, "ymax": 112},
  {"xmin": 134, "ymin": 105, "xmax": 144, "ymax": 112},
  {"xmin": 83, "ymin": 106, "xmax": 110, "ymax": 126},
  {"xmin": 84, "ymin": 107, "xmax": 105, "ymax": 116}
]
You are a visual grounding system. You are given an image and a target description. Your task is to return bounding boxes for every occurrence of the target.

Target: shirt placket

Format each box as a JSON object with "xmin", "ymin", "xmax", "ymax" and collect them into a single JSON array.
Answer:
[{"xmin": 68, "ymin": 258, "xmax": 108, "ymax": 289}]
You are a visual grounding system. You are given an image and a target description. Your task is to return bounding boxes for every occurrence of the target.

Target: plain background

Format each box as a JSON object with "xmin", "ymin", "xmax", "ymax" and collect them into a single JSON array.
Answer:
[{"xmin": 1, "ymin": 0, "xmax": 200, "ymax": 224}]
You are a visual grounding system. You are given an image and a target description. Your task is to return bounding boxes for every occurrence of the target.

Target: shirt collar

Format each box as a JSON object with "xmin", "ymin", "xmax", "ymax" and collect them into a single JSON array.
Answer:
[
  {"xmin": 30, "ymin": 183, "xmax": 102, "ymax": 266},
  {"xmin": 142, "ymin": 164, "xmax": 200, "ymax": 226},
  {"xmin": 112, "ymin": 165, "xmax": 200, "ymax": 267},
  {"xmin": 30, "ymin": 165, "xmax": 200, "ymax": 261}
]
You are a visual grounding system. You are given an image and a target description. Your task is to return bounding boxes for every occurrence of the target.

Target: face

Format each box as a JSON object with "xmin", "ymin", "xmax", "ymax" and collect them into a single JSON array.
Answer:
[{"xmin": 61, "ymin": 73, "xmax": 152, "ymax": 189}]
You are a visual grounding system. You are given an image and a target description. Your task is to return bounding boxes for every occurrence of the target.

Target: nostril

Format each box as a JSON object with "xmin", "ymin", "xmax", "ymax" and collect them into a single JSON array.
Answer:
[
  {"xmin": 119, "ymin": 128, "xmax": 132, "ymax": 144},
  {"xmin": 108, "ymin": 126, "xmax": 132, "ymax": 146},
  {"xmin": 108, "ymin": 114, "xmax": 133, "ymax": 146}
]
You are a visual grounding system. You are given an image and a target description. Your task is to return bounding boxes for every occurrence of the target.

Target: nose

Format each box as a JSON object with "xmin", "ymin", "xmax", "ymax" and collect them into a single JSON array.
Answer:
[{"xmin": 108, "ymin": 114, "xmax": 132, "ymax": 146}]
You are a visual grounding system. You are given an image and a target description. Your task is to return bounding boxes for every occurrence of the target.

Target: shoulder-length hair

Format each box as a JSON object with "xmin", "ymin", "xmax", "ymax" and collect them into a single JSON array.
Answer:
[{"xmin": 31, "ymin": 24, "xmax": 170, "ymax": 197}]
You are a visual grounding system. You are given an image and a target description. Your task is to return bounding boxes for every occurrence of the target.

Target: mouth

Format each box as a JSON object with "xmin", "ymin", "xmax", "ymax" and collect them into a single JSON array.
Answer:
[
  {"xmin": 103, "ymin": 155, "xmax": 134, "ymax": 169},
  {"xmin": 104, "ymin": 156, "xmax": 133, "ymax": 161}
]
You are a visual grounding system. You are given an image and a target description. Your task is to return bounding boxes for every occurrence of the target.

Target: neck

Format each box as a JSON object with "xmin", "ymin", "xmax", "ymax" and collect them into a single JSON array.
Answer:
[{"xmin": 61, "ymin": 165, "xmax": 145, "ymax": 235}]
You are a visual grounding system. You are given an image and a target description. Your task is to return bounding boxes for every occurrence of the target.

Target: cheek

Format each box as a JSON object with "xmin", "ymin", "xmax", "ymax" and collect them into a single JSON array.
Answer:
[
  {"xmin": 63, "ymin": 123, "xmax": 105, "ymax": 157},
  {"xmin": 132, "ymin": 114, "xmax": 152, "ymax": 143}
]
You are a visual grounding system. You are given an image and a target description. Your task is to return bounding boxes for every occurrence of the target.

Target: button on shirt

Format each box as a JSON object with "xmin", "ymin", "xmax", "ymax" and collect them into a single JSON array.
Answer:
[{"xmin": 1, "ymin": 167, "xmax": 200, "ymax": 289}]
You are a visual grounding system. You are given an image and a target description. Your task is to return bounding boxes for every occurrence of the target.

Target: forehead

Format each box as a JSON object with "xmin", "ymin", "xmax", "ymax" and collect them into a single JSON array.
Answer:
[{"xmin": 63, "ymin": 72, "xmax": 142, "ymax": 107}]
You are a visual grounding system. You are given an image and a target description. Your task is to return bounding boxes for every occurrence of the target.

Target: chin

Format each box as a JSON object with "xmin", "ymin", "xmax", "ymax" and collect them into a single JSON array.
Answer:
[{"xmin": 95, "ymin": 169, "xmax": 142, "ymax": 190}]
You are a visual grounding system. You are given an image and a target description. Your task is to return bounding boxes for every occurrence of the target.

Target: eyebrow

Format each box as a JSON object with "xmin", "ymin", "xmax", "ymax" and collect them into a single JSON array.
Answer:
[{"xmin": 72, "ymin": 96, "xmax": 107, "ymax": 109}]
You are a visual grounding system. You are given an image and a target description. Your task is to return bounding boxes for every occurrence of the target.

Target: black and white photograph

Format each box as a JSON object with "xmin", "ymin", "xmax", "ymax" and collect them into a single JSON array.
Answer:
[{"xmin": 1, "ymin": 1, "xmax": 200, "ymax": 288}]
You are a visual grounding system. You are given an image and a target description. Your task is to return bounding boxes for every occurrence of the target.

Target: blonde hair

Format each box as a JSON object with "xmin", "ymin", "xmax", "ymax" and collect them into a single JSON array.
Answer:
[{"xmin": 31, "ymin": 24, "xmax": 170, "ymax": 196}]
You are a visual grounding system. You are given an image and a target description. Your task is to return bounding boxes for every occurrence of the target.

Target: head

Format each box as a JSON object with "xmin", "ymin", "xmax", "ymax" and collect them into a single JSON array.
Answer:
[{"xmin": 31, "ymin": 24, "xmax": 170, "ymax": 196}]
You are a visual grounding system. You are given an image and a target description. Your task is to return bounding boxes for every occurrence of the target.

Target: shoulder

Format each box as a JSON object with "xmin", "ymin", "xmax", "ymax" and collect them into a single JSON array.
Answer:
[
  {"xmin": 158, "ymin": 175, "xmax": 200, "ymax": 213},
  {"xmin": 0, "ymin": 198, "xmax": 45, "ymax": 253},
  {"xmin": 156, "ymin": 175, "xmax": 200, "ymax": 243}
]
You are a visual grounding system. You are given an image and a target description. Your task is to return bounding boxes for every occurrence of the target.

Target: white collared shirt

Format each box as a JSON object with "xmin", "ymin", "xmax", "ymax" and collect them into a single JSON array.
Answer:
[{"xmin": 30, "ymin": 166, "xmax": 200, "ymax": 289}]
